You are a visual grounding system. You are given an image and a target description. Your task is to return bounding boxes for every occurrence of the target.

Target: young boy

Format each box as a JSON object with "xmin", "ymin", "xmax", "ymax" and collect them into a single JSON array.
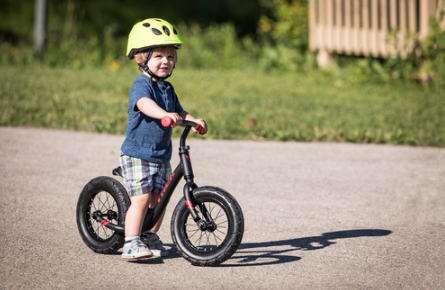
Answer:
[{"xmin": 120, "ymin": 18, "xmax": 207, "ymax": 260}]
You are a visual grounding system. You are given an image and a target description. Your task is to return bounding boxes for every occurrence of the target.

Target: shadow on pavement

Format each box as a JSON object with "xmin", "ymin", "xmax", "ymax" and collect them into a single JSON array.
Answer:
[
  {"xmin": 121, "ymin": 229, "xmax": 392, "ymax": 266},
  {"xmin": 218, "ymin": 229, "xmax": 392, "ymax": 267}
]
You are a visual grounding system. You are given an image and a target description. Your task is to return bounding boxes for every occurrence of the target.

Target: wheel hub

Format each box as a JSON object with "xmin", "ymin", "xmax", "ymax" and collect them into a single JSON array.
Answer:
[
  {"xmin": 107, "ymin": 210, "xmax": 118, "ymax": 221},
  {"xmin": 197, "ymin": 220, "xmax": 207, "ymax": 231},
  {"xmin": 197, "ymin": 220, "xmax": 217, "ymax": 232},
  {"xmin": 206, "ymin": 222, "xmax": 217, "ymax": 233}
]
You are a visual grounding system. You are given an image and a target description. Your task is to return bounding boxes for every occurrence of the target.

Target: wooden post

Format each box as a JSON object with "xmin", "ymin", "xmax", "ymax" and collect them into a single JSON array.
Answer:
[
  {"xmin": 420, "ymin": 0, "xmax": 438, "ymax": 40},
  {"xmin": 309, "ymin": 0, "xmax": 317, "ymax": 50},
  {"xmin": 316, "ymin": 0, "xmax": 334, "ymax": 69},
  {"xmin": 317, "ymin": 48, "xmax": 334, "ymax": 68},
  {"xmin": 370, "ymin": 0, "xmax": 379, "ymax": 56},
  {"xmin": 327, "ymin": 0, "xmax": 335, "ymax": 51},
  {"xmin": 398, "ymin": 0, "xmax": 407, "ymax": 58},
  {"xmin": 408, "ymin": 0, "xmax": 416, "ymax": 32},
  {"xmin": 360, "ymin": 0, "xmax": 369, "ymax": 55},
  {"xmin": 379, "ymin": 0, "xmax": 388, "ymax": 57},
  {"xmin": 320, "ymin": 0, "xmax": 326, "ymax": 49},
  {"xmin": 335, "ymin": 0, "xmax": 342, "ymax": 51},
  {"xmin": 352, "ymin": 0, "xmax": 360, "ymax": 55},
  {"xmin": 387, "ymin": 0, "xmax": 397, "ymax": 56},
  {"xmin": 344, "ymin": 0, "xmax": 352, "ymax": 54}
]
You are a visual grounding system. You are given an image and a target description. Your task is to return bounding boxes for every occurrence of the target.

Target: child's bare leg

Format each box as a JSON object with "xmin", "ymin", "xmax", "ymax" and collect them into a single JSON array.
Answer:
[
  {"xmin": 149, "ymin": 192, "xmax": 166, "ymax": 232},
  {"xmin": 142, "ymin": 192, "xmax": 169, "ymax": 257},
  {"xmin": 125, "ymin": 193, "xmax": 151, "ymax": 237}
]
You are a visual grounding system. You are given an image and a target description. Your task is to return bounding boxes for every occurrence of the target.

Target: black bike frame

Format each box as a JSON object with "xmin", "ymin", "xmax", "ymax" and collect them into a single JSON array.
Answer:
[{"xmin": 94, "ymin": 122, "xmax": 208, "ymax": 234}]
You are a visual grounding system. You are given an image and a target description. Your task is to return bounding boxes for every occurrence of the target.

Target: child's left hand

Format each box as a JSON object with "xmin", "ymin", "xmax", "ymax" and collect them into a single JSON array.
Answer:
[{"xmin": 192, "ymin": 119, "xmax": 207, "ymax": 135}]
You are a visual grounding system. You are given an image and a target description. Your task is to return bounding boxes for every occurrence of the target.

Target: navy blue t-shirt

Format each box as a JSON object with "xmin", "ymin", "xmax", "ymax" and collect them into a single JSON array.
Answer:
[{"xmin": 121, "ymin": 74, "xmax": 183, "ymax": 162}]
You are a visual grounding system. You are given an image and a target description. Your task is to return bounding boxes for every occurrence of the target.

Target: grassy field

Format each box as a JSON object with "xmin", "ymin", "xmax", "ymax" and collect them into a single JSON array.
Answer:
[{"xmin": 1, "ymin": 65, "xmax": 444, "ymax": 147}]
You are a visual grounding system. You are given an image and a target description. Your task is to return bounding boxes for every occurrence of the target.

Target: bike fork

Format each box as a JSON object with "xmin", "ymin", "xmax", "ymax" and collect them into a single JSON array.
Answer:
[
  {"xmin": 184, "ymin": 182, "xmax": 216, "ymax": 231},
  {"xmin": 180, "ymin": 145, "xmax": 214, "ymax": 229}
]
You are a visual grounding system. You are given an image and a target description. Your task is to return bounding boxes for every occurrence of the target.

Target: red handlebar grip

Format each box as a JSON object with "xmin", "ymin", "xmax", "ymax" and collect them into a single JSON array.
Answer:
[
  {"xmin": 197, "ymin": 125, "xmax": 207, "ymax": 135},
  {"xmin": 161, "ymin": 116, "xmax": 174, "ymax": 127}
]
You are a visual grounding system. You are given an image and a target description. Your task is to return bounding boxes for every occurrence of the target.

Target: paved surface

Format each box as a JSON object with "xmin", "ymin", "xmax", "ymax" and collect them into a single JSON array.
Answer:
[{"xmin": 0, "ymin": 126, "xmax": 444, "ymax": 289}]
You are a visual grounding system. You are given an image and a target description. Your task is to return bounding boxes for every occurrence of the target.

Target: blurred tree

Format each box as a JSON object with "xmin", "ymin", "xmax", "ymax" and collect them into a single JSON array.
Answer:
[
  {"xmin": 0, "ymin": 0, "xmax": 34, "ymax": 43},
  {"xmin": 0, "ymin": 0, "xmax": 261, "ymax": 43},
  {"xmin": 257, "ymin": 0, "xmax": 308, "ymax": 48}
]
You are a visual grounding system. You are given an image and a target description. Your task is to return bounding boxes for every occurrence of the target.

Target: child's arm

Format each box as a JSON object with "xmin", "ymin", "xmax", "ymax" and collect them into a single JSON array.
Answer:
[
  {"xmin": 179, "ymin": 111, "xmax": 208, "ymax": 134},
  {"xmin": 137, "ymin": 97, "xmax": 183, "ymax": 127}
]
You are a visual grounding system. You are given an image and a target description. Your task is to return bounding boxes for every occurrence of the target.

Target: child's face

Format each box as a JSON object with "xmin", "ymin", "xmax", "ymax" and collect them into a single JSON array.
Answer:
[{"xmin": 148, "ymin": 49, "xmax": 175, "ymax": 79}]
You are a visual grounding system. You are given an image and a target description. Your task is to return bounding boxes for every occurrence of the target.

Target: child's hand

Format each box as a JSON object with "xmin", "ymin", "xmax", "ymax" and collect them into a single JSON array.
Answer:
[
  {"xmin": 192, "ymin": 119, "xmax": 207, "ymax": 135},
  {"xmin": 165, "ymin": 113, "xmax": 183, "ymax": 127}
]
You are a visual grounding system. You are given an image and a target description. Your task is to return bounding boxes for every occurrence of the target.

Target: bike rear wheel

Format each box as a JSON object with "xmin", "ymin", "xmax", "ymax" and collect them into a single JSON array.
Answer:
[
  {"xmin": 171, "ymin": 186, "xmax": 244, "ymax": 266},
  {"xmin": 76, "ymin": 176, "xmax": 130, "ymax": 254}
]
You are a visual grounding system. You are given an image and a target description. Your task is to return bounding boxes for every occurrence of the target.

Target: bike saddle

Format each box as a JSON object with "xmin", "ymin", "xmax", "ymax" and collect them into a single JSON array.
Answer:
[{"xmin": 112, "ymin": 166, "xmax": 123, "ymax": 177}]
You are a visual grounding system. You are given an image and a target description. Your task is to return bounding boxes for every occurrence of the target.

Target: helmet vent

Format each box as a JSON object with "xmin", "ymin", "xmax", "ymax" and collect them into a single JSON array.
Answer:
[
  {"xmin": 143, "ymin": 22, "xmax": 150, "ymax": 27},
  {"xmin": 151, "ymin": 28, "xmax": 162, "ymax": 35},
  {"xmin": 154, "ymin": 19, "xmax": 161, "ymax": 22},
  {"xmin": 162, "ymin": 26, "xmax": 170, "ymax": 36},
  {"xmin": 173, "ymin": 27, "xmax": 178, "ymax": 35}
]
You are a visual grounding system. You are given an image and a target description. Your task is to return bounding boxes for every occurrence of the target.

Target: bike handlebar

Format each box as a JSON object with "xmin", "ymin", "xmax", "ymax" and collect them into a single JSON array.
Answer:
[{"xmin": 161, "ymin": 116, "xmax": 207, "ymax": 135}]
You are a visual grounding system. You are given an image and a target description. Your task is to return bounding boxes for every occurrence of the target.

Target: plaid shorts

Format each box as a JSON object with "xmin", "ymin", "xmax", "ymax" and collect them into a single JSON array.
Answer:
[{"xmin": 119, "ymin": 152, "xmax": 172, "ymax": 197}]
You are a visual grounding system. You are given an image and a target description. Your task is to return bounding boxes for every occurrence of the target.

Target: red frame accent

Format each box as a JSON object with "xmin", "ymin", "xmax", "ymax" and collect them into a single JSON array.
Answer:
[
  {"xmin": 101, "ymin": 220, "xmax": 110, "ymax": 226},
  {"xmin": 185, "ymin": 200, "xmax": 194, "ymax": 209},
  {"xmin": 158, "ymin": 172, "xmax": 175, "ymax": 203}
]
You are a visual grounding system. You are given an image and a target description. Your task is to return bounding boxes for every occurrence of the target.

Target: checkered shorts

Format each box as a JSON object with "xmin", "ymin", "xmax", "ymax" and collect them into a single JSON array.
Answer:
[{"xmin": 119, "ymin": 152, "xmax": 172, "ymax": 197}]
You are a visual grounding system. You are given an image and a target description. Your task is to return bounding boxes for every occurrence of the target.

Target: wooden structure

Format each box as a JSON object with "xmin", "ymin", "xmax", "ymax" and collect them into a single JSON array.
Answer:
[{"xmin": 309, "ymin": 0, "xmax": 445, "ymax": 67}]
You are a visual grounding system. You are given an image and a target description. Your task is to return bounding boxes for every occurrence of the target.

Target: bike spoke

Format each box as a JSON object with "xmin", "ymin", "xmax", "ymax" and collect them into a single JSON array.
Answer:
[
  {"xmin": 97, "ymin": 192, "xmax": 108, "ymax": 212},
  {"xmin": 194, "ymin": 231, "xmax": 204, "ymax": 248},
  {"xmin": 213, "ymin": 231, "xmax": 223, "ymax": 241},
  {"xmin": 215, "ymin": 228, "xmax": 226, "ymax": 235},
  {"xmin": 186, "ymin": 228, "xmax": 200, "ymax": 239},
  {"xmin": 94, "ymin": 223, "xmax": 101, "ymax": 236},
  {"xmin": 207, "ymin": 202, "xmax": 214, "ymax": 213},
  {"xmin": 90, "ymin": 197, "xmax": 98, "ymax": 212},
  {"xmin": 213, "ymin": 208, "xmax": 224, "ymax": 221},
  {"xmin": 182, "ymin": 200, "xmax": 231, "ymax": 252},
  {"xmin": 216, "ymin": 220, "xmax": 228, "ymax": 227},
  {"xmin": 104, "ymin": 193, "xmax": 112, "ymax": 211},
  {"xmin": 206, "ymin": 232, "xmax": 211, "ymax": 248},
  {"xmin": 86, "ymin": 191, "xmax": 119, "ymax": 241},
  {"xmin": 111, "ymin": 199, "xmax": 118, "ymax": 221},
  {"xmin": 212, "ymin": 233, "xmax": 220, "ymax": 247}
]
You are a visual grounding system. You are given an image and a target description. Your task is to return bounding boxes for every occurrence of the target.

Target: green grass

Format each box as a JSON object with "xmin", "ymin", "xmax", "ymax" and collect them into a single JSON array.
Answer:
[{"xmin": 1, "ymin": 65, "xmax": 444, "ymax": 146}]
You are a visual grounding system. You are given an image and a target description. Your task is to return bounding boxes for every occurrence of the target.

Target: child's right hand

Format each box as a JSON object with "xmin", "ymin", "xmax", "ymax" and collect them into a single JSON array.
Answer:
[{"xmin": 164, "ymin": 113, "xmax": 183, "ymax": 127}]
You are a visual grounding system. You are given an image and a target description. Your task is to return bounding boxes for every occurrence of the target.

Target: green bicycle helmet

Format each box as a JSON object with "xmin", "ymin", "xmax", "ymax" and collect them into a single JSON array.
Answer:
[{"xmin": 127, "ymin": 18, "xmax": 183, "ymax": 60}]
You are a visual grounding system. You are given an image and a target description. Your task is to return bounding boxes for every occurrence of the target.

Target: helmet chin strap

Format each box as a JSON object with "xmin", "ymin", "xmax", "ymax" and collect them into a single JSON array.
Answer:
[{"xmin": 138, "ymin": 48, "xmax": 174, "ymax": 82}]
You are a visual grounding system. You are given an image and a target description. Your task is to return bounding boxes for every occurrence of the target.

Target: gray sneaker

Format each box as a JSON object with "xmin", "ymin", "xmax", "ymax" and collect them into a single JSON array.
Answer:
[
  {"xmin": 141, "ymin": 234, "xmax": 169, "ymax": 257},
  {"xmin": 122, "ymin": 239, "xmax": 153, "ymax": 260}
]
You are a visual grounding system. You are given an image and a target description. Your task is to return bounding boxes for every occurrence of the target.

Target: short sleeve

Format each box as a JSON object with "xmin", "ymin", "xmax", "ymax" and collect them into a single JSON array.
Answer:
[{"xmin": 129, "ymin": 76, "xmax": 155, "ymax": 112}]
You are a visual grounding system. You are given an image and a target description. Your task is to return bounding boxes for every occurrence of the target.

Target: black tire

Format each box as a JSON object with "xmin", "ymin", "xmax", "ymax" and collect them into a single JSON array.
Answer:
[
  {"xmin": 171, "ymin": 186, "xmax": 244, "ymax": 266},
  {"xmin": 76, "ymin": 176, "xmax": 130, "ymax": 254}
]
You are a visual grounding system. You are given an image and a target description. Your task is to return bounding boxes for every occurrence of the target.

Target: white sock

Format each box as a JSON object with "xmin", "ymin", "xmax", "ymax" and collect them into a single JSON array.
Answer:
[{"xmin": 125, "ymin": 236, "xmax": 140, "ymax": 244}]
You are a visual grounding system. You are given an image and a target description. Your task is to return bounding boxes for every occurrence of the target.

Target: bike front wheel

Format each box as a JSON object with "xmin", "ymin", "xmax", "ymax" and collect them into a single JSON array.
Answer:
[{"xmin": 171, "ymin": 186, "xmax": 244, "ymax": 266}]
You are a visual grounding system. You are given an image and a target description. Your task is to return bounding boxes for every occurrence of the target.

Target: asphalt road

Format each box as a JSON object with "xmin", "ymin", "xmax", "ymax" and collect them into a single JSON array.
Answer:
[{"xmin": 0, "ymin": 127, "xmax": 444, "ymax": 289}]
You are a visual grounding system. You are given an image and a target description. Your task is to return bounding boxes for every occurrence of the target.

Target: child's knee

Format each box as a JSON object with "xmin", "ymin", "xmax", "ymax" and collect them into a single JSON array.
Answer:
[{"xmin": 131, "ymin": 193, "xmax": 151, "ymax": 208}]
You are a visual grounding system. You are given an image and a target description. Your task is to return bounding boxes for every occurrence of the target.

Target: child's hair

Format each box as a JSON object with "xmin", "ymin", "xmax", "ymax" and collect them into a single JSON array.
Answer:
[{"xmin": 134, "ymin": 46, "xmax": 178, "ymax": 73}]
